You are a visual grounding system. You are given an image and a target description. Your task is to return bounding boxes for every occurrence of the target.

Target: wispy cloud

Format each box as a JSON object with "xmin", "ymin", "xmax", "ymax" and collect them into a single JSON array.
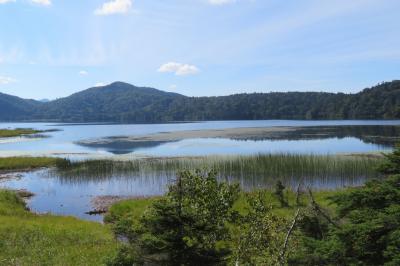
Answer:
[
  {"xmin": 0, "ymin": 76, "xmax": 17, "ymax": 85},
  {"xmin": 79, "ymin": 70, "xmax": 88, "ymax": 76},
  {"xmin": 94, "ymin": 82, "xmax": 108, "ymax": 87},
  {"xmin": 158, "ymin": 62, "xmax": 199, "ymax": 76},
  {"xmin": 94, "ymin": 0, "xmax": 132, "ymax": 16},
  {"xmin": 0, "ymin": 0, "xmax": 15, "ymax": 4},
  {"xmin": 30, "ymin": 0, "xmax": 51, "ymax": 6},
  {"xmin": 208, "ymin": 0, "xmax": 235, "ymax": 5}
]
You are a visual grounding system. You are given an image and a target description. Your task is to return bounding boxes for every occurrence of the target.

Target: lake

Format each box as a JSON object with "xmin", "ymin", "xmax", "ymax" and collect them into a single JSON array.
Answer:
[
  {"xmin": 0, "ymin": 120, "xmax": 399, "ymax": 158},
  {"xmin": 0, "ymin": 120, "xmax": 399, "ymax": 221}
]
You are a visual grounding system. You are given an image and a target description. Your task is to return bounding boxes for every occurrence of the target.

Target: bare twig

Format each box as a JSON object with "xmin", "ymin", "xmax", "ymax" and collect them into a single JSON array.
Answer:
[
  {"xmin": 279, "ymin": 208, "xmax": 300, "ymax": 265},
  {"xmin": 307, "ymin": 188, "xmax": 340, "ymax": 229}
]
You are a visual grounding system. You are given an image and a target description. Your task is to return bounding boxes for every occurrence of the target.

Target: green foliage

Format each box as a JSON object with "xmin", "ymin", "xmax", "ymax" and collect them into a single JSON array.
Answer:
[
  {"xmin": 107, "ymin": 188, "xmax": 338, "ymax": 265},
  {"xmin": 274, "ymin": 180, "xmax": 289, "ymax": 207},
  {"xmin": 378, "ymin": 143, "xmax": 400, "ymax": 175},
  {"xmin": 230, "ymin": 191, "xmax": 286, "ymax": 265},
  {"xmin": 290, "ymin": 145, "xmax": 400, "ymax": 266},
  {"xmin": 108, "ymin": 170, "xmax": 240, "ymax": 265},
  {"xmin": 1, "ymin": 80, "xmax": 400, "ymax": 122},
  {"xmin": 0, "ymin": 190, "xmax": 117, "ymax": 266}
]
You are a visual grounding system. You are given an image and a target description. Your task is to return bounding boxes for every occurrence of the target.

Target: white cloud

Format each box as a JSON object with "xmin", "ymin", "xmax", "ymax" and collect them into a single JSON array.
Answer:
[
  {"xmin": 0, "ymin": 76, "xmax": 17, "ymax": 85},
  {"xmin": 208, "ymin": 0, "xmax": 236, "ymax": 5},
  {"xmin": 158, "ymin": 62, "xmax": 199, "ymax": 76},
  {"xmin": 94, "ymin": 82, "xmax": 108, "ymax": 87},
  {"xmin": 79, "ymin": 70, "xmax": 88, "ymax": 76},
  {"xmin": 30, "ymin": 0, "xmax": 51, "ymax": 6},
  {"xmin": 0, "ymin": 0, "xmax": 15, "ymax": 4},
  {"xmin": 169, "ymin": 84, "xmax": 177, "ymax": 90},
  {"xmin": 94, "ymin": 0, "xmax": 132, "ymax": 16}
]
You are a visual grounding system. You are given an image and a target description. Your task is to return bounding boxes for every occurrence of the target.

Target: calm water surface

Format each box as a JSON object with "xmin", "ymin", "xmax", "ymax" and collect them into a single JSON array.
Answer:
[{"xmin": 0, "ymin": 120, "xmax": 399, "ymax": 157}]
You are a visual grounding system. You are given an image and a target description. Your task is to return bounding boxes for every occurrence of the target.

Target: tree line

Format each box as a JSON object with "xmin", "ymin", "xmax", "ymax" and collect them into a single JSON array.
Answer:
[{"xmin": 1, "ymin": 80, "xmax": 399, "ymax": 122}]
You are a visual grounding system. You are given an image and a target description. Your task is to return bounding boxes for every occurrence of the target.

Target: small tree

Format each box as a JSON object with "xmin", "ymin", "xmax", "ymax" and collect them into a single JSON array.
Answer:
[
  {"xmin": 230, "ymin": 191, "xmax": 286, "ymax": 265},
  {"xmin": 274, "ymin": 180, "xmax": 289, "ymax": 207},
  {"xmin": 108, "ymin": 170, "xmax": 240, "ymax": 266},
  {"xmin": 378, "ymin": 143, "xmax": 400, "ymax": 175},
  {"xmin": 289, "ymin": 144, "xmax": 400, "ymax": 265}
]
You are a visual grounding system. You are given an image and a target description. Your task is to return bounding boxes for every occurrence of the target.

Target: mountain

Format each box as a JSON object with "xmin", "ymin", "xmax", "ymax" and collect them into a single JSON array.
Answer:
[
  {"xmin": 32, "ymin": 82, "xmax": 185, "ymax": 122},
  {"xmin": 0, "ymin": 92, "xmax": 40, "ymax": 121},
  {"xmin": 0, "ymin": 80, "xmax": 399, "ymax": 122}
]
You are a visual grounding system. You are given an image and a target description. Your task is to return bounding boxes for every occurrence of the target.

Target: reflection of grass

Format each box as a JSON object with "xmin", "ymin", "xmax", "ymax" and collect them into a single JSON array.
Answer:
[
  {"xmin": 0, "ymin": 190, "xmax": 117, "ymax": 265},
  {"xmin": 0, "ymin": 157, "xmax": 67, "ymax": 171},
  {"xmin": 57, "ymin": 154, "xmax": 383, "ymax": 182},
  {"xmin": 0, "ymin": 128, "xmax": 42, "ymax": 138}
]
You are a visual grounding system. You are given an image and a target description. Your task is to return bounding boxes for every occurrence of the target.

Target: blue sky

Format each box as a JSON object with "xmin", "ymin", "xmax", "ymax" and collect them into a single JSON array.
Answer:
[{"xmin": 0, "ymin": 0, "xmax": 399, "ymax": 99}]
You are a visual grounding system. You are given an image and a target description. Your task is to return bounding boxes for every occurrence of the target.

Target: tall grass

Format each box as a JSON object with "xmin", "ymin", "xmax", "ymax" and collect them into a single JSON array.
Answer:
[
  {"xmin": 54, "ymin": 154, "xmax": 383, "ymax": 189},
  {"xmin": 0, "ymin": 157, "xmax": 67, "ymax": 171}
]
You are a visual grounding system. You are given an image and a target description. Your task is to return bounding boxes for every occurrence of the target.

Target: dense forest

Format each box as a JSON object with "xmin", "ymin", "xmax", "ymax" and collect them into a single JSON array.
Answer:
[{"xmin": 0, "ymin": 80, "xmax": 399, "ymax": 122}]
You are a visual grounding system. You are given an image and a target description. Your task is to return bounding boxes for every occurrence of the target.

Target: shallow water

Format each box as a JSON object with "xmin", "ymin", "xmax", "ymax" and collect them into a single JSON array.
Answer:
[
  {"xmin": 0, "ymin": 120, "xmax": 399, "ymax": 157},
  {"xmin": 0, "ymin": 168, "xmax": 373, "ymax": 222}
]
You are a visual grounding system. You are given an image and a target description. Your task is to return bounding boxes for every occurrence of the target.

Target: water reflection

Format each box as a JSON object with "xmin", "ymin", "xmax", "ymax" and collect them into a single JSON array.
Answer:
[
  {"xmin": 1, "ymin": 121, "xmax": 399, "ymax": 157},
  {"xmin": 0, "ymin": 166, "xmax": 380, "ymax": 222},
  {"xmin": 76, "ymin": 125, "xmax": 399, "ymax": 155}
]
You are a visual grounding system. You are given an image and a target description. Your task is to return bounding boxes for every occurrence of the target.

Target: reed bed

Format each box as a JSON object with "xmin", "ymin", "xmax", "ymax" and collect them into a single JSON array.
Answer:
[{"xmin": 55, "ymin": 153, "xmax": 383, "ymax": 183}]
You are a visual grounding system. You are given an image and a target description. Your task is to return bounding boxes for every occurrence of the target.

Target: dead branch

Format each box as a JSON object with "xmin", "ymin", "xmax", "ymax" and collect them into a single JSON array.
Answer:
[
  {"xmin": 307, "ymin": 188, "xmax": 340, "ymax": 229},
  {"xmin": 279, "ymin": 208, "xmax": 300, "ymax": 265}
]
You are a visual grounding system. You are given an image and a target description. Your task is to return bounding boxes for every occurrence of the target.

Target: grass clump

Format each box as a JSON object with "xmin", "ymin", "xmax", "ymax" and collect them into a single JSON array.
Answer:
[
  {"xmin": 0, "ymin": 128, "xmax": 42, "ymax": 138},
  {"xmin": 0, "ymin": 190, "xmax": 117, "ymax": 266},
  {"xmin": 0, "ymin": 157, "xmax": 67, "ymax": 171}
]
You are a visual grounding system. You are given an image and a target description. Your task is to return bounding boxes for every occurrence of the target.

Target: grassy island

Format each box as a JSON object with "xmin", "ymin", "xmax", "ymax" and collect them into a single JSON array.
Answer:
[{"xmin": 0, "ymin": 128, "xmax": 43, "ymax": 138}]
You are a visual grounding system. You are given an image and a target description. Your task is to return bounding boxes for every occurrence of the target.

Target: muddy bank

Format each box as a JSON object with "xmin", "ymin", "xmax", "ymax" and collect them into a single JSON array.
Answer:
[
  {"xmin": 76, "ymin": 125, "xmax": 400, "ymax": 153},
  {"xmin": 78, "ymin": 126, "xmax": 295, "ymax": 146}
]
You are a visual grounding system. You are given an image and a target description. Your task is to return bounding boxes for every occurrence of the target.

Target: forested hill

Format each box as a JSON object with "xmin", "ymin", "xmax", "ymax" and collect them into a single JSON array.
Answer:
[{"xmin": 0, "ymin": 80, "xmax": 399, "ymax": 122}]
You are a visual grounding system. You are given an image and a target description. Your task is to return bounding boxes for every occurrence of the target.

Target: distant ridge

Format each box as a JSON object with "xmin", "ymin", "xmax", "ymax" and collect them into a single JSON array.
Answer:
[{"xmin": 0, "ymin": 80, "xmax": 399, "ymax": 122}]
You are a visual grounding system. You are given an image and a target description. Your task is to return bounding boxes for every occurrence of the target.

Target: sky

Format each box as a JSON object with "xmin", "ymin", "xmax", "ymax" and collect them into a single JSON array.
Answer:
[{"xmin": 0, "ymin": 0, "xmax": 399, "ymax": 100}]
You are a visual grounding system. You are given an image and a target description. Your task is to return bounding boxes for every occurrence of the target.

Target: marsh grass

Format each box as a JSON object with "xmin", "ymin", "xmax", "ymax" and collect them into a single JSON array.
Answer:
[
  {"xmin": 55, "ymin": 154, "xmax": 383, "ymax": 189},
  {"xmin": 0, "ymin": 190, "xmax": 117, "ymax": 265},
  {"xmin": 0, "ymin": 128, "xmax": 42, "ymax": 138},
  {"xmin": 0, "ymin": 157, "xmax": 66, "ymax": 171}
]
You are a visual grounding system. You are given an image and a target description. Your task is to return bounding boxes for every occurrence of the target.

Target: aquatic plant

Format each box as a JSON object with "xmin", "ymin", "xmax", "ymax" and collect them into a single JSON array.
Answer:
[{"xmin": 54, "ymin": 154, "xmax": 383, "ymax": 190}]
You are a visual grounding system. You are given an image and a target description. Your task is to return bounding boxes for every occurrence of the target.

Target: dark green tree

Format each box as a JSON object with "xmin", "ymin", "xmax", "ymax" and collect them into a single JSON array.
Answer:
[
  {"xmin": 108, "ymin": 170, "xmax": 240, "ymax": 266},
  {"xmin": 274, "ymin": 180, "xmax": 288, "ymax": 207},
  {"xmin": 289, "ymin": 145, "xmax": 400, "ymax": 265}
]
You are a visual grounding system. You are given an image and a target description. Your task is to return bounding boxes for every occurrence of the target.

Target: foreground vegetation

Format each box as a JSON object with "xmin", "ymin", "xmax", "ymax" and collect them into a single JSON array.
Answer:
[
  {"xmin": 0, "ymin": 157, "xmax": 66, "ymax": 171},
  {"xmin": 103, "ymin": 146, "xmax": 400, "ymax": 265},
  {"xmin": 0, "ymin": 147, "xmax": 398, "ymax": 265},
  {"xmin": 0, "ymin": 190, "xmax": 117, "ymax": 265}
]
